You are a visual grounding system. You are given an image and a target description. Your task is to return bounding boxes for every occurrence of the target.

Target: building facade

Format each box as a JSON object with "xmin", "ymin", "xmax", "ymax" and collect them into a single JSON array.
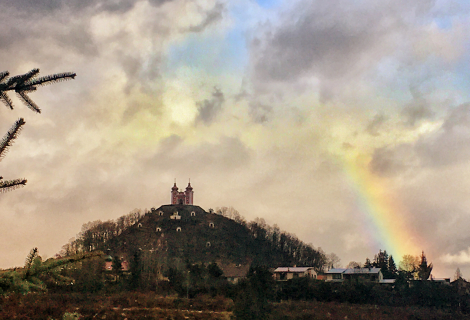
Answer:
[{"xmin": 171, "ymin": 181, "xmax": 194, "ymax": 205}]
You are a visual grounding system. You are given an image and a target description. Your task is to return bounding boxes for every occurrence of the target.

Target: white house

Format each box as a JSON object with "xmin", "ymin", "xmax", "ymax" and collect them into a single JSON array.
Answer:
[{"xmin": 273, "ymin": 267, "xmax": 317, "ymax": 281}]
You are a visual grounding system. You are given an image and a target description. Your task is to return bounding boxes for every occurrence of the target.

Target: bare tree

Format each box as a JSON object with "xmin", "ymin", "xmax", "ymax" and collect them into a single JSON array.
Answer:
[
  {"xmin": 0, "ymin": 69, "xmax": 75, "ymax": 192},
  {"xmin": 455, "ymin": 268, "xmax": 464, "ymax": 281}
]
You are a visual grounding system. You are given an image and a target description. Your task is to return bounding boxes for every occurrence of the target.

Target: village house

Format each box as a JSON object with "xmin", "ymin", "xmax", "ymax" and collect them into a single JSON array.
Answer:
[
  {"xmin": 219, "ymin": 263, "xmax": 251, "ymax": 284},
  {"xmin": 325, "ymin": 268, "xmax": 383, "ymax": 282},
  {"xmin": 451, "ymin": 277, "xmax": 470, "ymax": 295},
  {"xmin": 273, "ymin": 267, "xmax": 317, "ymax": 281}
]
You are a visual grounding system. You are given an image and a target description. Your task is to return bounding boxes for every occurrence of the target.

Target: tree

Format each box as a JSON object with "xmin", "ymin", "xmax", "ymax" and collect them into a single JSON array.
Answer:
[
  {"xmin": 417, "ymin": 251, "xmax": 433, "ymax": 280},
  {"xmin": 326, "ymin": 253, "xmax": 341, "ymax": 270},
  {"xmin": 399, "ymin": 254, "xmax": 419, "ymax": 273},
  {"xmin": 0, "ymin": 69, "xmax": 75, "ymax": 192},
  {"xmin": 372, "ymin": 250, "xmax": 389, "ymax": 273},
  {"xmin": 233, "ymin": 266, "xmax": 274, "ymax": 320},
  {"xmin": 388, "ymin": 255, "xmax": 397, "ymax": 279},
  {"xmin": 364, "ymin": 258, "xmax": 372, "ymax": 268},
  {"xmin": 346, "ymin": 261, "xmax": 362, "ymax": 269},
  {"xmin": 455, "ymin": 268, "xmax": 464, "ymax": 281}
]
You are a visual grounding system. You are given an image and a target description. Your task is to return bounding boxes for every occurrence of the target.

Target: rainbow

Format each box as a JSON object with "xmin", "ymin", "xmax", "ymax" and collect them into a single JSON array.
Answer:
[{"xmin": 342, "ymin": 154, "xmax": 421, "ymax": 260}]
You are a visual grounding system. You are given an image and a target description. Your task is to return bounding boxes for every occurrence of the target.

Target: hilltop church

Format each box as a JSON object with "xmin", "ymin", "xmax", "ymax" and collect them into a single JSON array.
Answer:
[{"xmin": 171, "ymin": 180, "xmax": 194, "ymax": 205}]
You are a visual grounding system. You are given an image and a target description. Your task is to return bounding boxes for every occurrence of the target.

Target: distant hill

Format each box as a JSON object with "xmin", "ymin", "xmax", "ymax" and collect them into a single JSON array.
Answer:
[{"xmin": 61, "ymin": 205, "xmax": 325, "ymax": 271}]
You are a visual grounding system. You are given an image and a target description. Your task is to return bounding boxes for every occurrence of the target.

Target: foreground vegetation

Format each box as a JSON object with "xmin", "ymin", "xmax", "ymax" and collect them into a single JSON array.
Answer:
[{"xmin": 1, "ymin": 291, "xmax": 470, "ymax": 320}]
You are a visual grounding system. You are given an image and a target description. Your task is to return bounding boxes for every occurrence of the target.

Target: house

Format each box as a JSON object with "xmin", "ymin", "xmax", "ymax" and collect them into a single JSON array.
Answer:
[
  {"xmin": 343, "ymin": 268, "xmax": 383, "ymax": 282},
  {"xmin": 451, "ymin": 277, "xmax": 470, "ymax": 295},
  {"xmin": 325, "ymin": 268, "xmax": 347, "ymax": 282},
  {"xmin": 219, "ymin": 263, "xmax": 251, "ymax": 284},
  {"xmin": 325, "ymin": 268, "xmax": 383, "ymax": 282},
  {"xmin": 273, "ymin": 267, "xmax": 317, "ymax": 281}
]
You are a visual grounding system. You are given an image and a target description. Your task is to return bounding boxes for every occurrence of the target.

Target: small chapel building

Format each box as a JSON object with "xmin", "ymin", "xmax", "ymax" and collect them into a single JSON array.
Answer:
[{"xmin": 171, "ymin": 181, "xmax": 194, "ymax": 205}]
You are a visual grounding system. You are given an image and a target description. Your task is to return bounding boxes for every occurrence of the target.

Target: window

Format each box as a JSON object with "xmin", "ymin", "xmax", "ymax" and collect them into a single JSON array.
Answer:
[
  {"xmin": 191, "ymin": 211, "xmax": 196, "ymax": 217},
  {"xmin": 138, "ymin": 223, "xmax": 142, "ymax": 228},
  {"xmin": 156, "ymin": 227, "xmax": 162, "ymax": 232},
  {"xmin": 176, "ymin": 227, "xmax": 182, "ymax": 232},
  {"xmin": 158, "ymin": 211, "xmax": 164, "ymax": 216},
  {"xmin": 209, "ymin": 222, "xmax": 214, "ymax": 228},
  {"xmin": 206, "ymin": 242, "xmax": 211, "ymax": 247}
]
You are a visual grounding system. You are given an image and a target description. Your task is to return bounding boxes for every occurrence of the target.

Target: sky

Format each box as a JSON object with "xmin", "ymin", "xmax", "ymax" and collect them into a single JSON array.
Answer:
[{"xmin": 1, "ymin": 0, "xmax": 470, "ymax": 278}]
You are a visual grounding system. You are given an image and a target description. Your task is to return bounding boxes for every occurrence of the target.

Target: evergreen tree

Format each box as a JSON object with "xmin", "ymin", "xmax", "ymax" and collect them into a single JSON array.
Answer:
[
  {"xmin": 373, "ymin": 250, "xmax": 389, "ymax": 277},
  {"xmin": 455, "ymin": 268, "xmax": 463, "ymax": 281},
  {"xmin": 364, "ymin": 257, "xmax": 372, "ymax": 268},
  {"xmin": 388, "ymin": 255, "xmax": 397, "ymax": 279},
  {"xmin": 417, "ymin": 251, "xmax": 433, "ymax": 280}
]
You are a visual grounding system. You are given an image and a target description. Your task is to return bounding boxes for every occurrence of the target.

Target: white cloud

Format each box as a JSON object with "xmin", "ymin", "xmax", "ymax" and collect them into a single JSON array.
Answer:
[{"xmin": 441, "ymin": 248, "xmax": 470, "ymax": 265}]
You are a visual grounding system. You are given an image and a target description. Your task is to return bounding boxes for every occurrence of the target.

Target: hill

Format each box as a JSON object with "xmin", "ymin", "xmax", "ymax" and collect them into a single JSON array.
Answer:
[{"xmin": 61, "ymin": 204, "xmax": 326, "ymax": 272}]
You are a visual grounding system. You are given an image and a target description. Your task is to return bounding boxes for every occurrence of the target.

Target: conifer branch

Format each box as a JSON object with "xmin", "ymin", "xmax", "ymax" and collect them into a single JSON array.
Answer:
[
  {"xmin": 0, "ymin": 118, "xmax": 25, "ymax": 160},
  {"xmin": 0, "ymin": 178, "xmax": 27, "ymax": 192},
  {"xmin": 0, "ymin": 69, "xmax": 76, "ymax": 113},
  {"xmin": 17, "ymin": 91, "xmax": 41, "ymax": 113},
  {"xmin": 0, "ymin": 91, "xmax": 14, "ymax": 110}
]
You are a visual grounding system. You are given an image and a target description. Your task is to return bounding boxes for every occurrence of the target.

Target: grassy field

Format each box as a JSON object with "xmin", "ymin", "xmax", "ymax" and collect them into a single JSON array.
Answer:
[{"xmin": 1, "ymin": 292, "xmax": 470, "ymax": 320}]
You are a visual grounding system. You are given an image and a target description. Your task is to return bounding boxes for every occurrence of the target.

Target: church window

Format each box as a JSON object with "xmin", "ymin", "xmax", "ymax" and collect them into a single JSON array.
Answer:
[
  {"xmin": 176, "ymin": 227, "xmax": 182, "ymax": 232},
  {"xmin": 191, "ymin": 211, "xmax": 196, "ymax": 217},
  {"xmin": 138, "ymin": 223, "xmax": 142, "ymax": 228},
  {"xmin": 209, "ymin": 222, "xmax": 214, "ymax": 228},
  {"xmin": 156, "ymin": 227, "xmax": 162, "ymax": 232}
]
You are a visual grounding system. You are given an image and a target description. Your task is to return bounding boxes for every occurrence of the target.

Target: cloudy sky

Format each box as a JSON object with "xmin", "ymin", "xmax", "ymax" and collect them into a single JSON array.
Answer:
[{"xmin": 1, "ymin": 0, "xmax": 470, "ymax": 278}]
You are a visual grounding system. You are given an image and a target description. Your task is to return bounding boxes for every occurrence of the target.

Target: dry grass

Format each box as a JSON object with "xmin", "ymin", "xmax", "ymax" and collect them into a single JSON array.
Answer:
[{"xmin": 0, "ymin": 292, "xmax": 469, "ymax": 320}]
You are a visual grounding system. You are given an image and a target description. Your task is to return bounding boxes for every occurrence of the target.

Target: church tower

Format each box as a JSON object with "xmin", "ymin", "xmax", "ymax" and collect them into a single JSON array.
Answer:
[
  {"xmin": 171, "ymin": 180, "xmax": 194, "ymax": 205},
  {"xmin": 185, "ymin": 181, "xmax": 193, "ymax": 205}
]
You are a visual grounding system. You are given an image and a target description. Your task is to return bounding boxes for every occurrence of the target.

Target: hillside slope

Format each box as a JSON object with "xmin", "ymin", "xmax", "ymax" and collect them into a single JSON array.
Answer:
[{"xmin": 63, "ymin": 204, "xmax": 325, "ymax": 270}]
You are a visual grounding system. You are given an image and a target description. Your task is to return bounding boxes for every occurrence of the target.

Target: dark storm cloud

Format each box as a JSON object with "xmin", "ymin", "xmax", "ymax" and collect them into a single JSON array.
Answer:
[
  {"xmin": 187, "ymin": 2, "xmax": 225, "ymax": 33},
  {"xmin": 365, "ymin": 114, "xmax": 387, "ymax": 136},
  {"xmin": 415, "ymin": 103, "xmax": 470, "ymax": 167},
  {"xmin": 401, "ymin": 85, "xmax": 434, "ymax": 127},
  {"xmin": 196, "ymin": 87, "xmax": 225, "ymax": 125},
  {"xmin": 148, "ymin": 0, "xmax": 174, "ymax": 6},
  {"xmin": 370, "ymin": 103, "xmax": 470, "ymax": 176},
  {"xmin": 250, "ymin": 0, "xmax": 435, "ymax": 98},
  {"xmin": 369, "ymin": 145, "xmax": 416, "ymax": 176},
  {"xmin": 1, "ymin": 0, "xmax": 137, "ymax": 15}
]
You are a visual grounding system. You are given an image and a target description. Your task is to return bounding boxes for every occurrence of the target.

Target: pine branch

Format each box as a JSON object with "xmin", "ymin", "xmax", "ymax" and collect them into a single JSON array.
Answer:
[
  {"xmin": 0, "ymin": 178, "xmax": 27, "ymax": 192},
  {"xmin": 8, "ymin": 68, "xmax": 40, "ymax": 87},
  {"xmin": 0, "ymin": 118, "xmax": 26, "ymax": 160},
  {"xmin": 0, "ymin": 91, "xmax": 14, "ymax": 110},
  {"xmin": 0, "ymin": 71, "xmax": 9, "ymax": 83},
  {"xmin": 17, "ymin": 91, "xmax": 41, "ymax": 113},
  {"xmin": 0, "ymin": 69, "xmax": 76, "ymax": 112},
  {"xmin": 24, "ymin": 72, "xmax": 76, "ymax": 87}
]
